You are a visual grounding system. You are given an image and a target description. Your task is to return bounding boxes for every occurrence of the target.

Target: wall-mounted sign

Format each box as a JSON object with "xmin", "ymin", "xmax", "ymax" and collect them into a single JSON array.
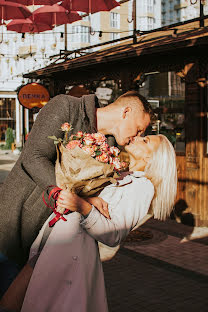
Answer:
[{"xmin": 18, "ymin": 83, "xmax": 50, "ymax": 109}]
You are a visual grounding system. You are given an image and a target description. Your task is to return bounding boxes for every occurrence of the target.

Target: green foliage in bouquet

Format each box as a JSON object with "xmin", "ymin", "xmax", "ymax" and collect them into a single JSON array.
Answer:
[{"xmin": 48, "ymin": 135, "xmax": 63, "ymax": 145}]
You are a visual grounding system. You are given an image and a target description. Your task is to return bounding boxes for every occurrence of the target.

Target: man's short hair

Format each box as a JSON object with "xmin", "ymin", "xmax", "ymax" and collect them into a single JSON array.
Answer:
[{"xmin": 117, "ymin": 90, "xmax": 156, "ymax": 121}]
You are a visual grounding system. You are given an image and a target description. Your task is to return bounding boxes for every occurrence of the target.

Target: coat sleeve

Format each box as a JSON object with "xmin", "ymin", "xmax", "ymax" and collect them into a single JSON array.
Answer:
[
  {"xmin": 80, "ymin": 178, "xmax": 154, "ymax": 247},
  {"xmin": 21, "ymin": 95, "xmax": 71, "ymax": 190}
]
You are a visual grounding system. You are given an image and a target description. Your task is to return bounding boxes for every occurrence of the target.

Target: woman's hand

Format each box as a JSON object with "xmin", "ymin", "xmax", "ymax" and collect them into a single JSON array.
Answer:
[
  {"xmin": 85, "ymin": 197, "xmax": 110, "ymax": 219},
  {"xmin": 56, "ymin": 190, "xmax": 92, "ymax": 216},
  {"xmin": 56, "ymin": 191, "xmax": 111, "ymax": 219}
]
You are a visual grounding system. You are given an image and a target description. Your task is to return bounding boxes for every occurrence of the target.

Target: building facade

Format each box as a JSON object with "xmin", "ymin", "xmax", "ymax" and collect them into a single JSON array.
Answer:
[
  {"xmin": 0, "ymin": 1, "xmax": 134, "ymax": 146},
  {"xmin": 3, "ymin": 1, "xmax": 208, "ymax": 146},
  {"xmin": 161, "ymin": 0, "xmax": 208, "ymax": 26}
]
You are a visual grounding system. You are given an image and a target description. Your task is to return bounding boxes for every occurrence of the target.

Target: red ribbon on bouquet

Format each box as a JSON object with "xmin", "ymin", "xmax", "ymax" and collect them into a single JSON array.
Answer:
[{"xmin": 42, "ymin": 185, "xmax": 71, "ymax": 227}]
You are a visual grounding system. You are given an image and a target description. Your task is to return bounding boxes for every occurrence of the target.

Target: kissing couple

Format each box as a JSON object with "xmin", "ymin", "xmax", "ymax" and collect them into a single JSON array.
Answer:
[{"xmin": 0, "ymin": 91, "xmax": 177, "ymax": 312}]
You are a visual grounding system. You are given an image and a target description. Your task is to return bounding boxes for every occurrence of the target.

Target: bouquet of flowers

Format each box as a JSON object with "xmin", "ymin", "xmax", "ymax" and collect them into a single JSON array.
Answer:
[{"xmin": 45, "ymin": 123, "xmax": 127, "ymax": 226}]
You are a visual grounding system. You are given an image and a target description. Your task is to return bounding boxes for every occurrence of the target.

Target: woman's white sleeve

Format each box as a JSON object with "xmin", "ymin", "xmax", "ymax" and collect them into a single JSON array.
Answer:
[{"xmin": 80, "ymin": 178, "xmax": 154, "ymax": 247}]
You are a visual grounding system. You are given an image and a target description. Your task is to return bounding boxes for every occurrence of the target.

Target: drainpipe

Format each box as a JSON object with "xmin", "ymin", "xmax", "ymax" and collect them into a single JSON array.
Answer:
[
  {"xmin": 200, "ymin": 0, "xmax": 204, "ymax": 27},
  {"xmin": 133, "ymin": 0, "xmax": 137, "ymax": 43}
]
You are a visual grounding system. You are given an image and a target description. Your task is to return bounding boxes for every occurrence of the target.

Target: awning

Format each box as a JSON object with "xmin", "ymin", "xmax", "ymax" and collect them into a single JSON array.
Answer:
[{"xmin": 24, "ymin": 18, "xmax": 208, "ymax": 83}]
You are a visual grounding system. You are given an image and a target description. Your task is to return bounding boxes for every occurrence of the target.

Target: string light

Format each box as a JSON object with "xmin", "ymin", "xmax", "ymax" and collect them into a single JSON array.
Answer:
[
  {"xmin": 0, "ymin": 4, "xmax": 206, "ymax": 70},
  {"xmin": 172, "ymin": 28, "xmax": 178, "ymax": 38},
  {"xmin": 60, "ymin": 32, "xmax": 64, "ymax": 41}
]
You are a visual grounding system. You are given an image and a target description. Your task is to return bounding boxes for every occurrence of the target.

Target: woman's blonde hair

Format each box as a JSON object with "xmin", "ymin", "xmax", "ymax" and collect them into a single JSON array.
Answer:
[{"xmin": 144, "ymin": 134, "xmax": 177, "ymax": 220}]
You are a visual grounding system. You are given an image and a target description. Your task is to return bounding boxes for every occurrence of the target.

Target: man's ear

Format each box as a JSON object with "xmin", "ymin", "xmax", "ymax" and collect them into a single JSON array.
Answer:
[{"xmin": 122, "ymin": 106, "xmax": 132, "ymax": 119}]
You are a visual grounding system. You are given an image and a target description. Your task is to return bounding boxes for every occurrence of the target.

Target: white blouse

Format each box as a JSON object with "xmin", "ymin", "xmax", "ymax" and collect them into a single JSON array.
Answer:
[{"xmin": 81, "ymin": 171, "xmax": 154, "ymax": 246}]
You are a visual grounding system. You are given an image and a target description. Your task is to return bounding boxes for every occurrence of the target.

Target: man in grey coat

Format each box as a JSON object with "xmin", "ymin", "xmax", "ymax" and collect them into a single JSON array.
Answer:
[{"xmin": 0, "ymin": 91, "xmax": 152, "ymax": 295}]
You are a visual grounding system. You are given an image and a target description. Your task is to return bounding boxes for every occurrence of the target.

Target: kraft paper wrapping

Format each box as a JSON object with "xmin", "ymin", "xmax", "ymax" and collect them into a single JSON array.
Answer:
[
  {"xmin": 55, "ymin": 143, "xmax": 117, "ymax": 196},
  {"xmin": 55, "ymin": 143, "xmax": 120, "ymax": 261}
]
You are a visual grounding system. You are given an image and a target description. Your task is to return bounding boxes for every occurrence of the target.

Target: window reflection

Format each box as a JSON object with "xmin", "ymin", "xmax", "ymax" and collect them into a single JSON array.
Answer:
[
  {"xmin": 139, "ymin": 71, "xmax": 185, "ymax": 153},
  {"xmin": 0, "ymin": 98, "xmax": 16, "ymax": 142},
  {"xmin": 207, "ymin": 76, "xmax": 208, "ymax": 154}
]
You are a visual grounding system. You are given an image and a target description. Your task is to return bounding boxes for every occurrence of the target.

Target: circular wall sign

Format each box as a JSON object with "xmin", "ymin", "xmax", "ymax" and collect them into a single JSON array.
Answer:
[{"xmin": 18, "ymin": 83, "xmax": 50, "ymax": 109}]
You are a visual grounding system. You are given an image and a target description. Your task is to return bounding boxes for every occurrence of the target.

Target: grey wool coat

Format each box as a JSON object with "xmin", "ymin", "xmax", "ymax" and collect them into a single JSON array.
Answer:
[{"xmin": 0, "ymin": 94, "xmax": 103, "ymax": 266}]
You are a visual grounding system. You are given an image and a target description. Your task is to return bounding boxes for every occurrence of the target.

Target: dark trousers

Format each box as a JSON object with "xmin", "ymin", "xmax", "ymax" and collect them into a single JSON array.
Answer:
[{"xmin": 0, "ymin": 253, "xmax": 20, "ymax": 299}]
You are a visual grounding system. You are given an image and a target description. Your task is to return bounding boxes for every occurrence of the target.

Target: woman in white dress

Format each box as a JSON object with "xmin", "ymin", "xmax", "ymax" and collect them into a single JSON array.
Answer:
[{"xmin": 0, "ymin": 134, "xmax": 177, "ymax": 312}]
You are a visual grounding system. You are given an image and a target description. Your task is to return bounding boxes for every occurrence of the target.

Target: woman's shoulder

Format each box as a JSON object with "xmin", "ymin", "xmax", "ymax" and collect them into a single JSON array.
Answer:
[
  {"xmin": 100, "ymin": 171, "xmax": 154, "ymax": 199},
  {"xmin": 132, "ymin": 171, "xmax": 154, "ymax": 188},
  {"xmin": 122, "ymin": 172, "xmax": 154, "ymax": 197},
  {"xmin": 116, "ymin": 171, "xmax": 153, "ymax": 186}
]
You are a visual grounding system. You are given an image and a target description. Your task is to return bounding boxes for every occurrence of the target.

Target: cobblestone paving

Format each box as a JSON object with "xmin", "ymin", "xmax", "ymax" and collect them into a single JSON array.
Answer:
[
  {"xmin": 103, "ymin": 219, "xmax": 208, "ymax": 312},
  {"xmin": 0, "ymin": 150, "xmax": 19, "ymax": 184},
  {"xmin": 103, "ymin": 247, "xmax": 208, "ymax": 312},
  {"xmin": 124, "ymin": 233, "xmax": 208, "ymax": 276}
]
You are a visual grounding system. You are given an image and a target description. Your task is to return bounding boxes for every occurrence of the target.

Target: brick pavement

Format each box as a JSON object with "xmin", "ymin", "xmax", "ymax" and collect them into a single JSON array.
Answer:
[
  {"xmin": 0, "ymin": 149, "xmax": 19, "ymax": 184},
  {"xmin": 103, "ymin": 219, "xmax": 208, "ymax": 312},
  {"xmin": 124, "ymin": 232, "xmax": 208, "ymax": 276},
  {"xmin": 103, "ymin": 248, "xmax": 208, "ymax": 312}
]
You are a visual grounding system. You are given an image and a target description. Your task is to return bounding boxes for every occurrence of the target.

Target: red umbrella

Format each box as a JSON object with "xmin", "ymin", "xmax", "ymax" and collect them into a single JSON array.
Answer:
[
  {"xmin": 61, "ymin": 0, "xmax": 120, "ymax": 14},
  {"xmin": 7, "ymin": 18, "xmax": 53, "ymax": 33},
  {"xmin": 0, "ymin": 0, "xmax": 31, "ymax": 21},
  {"xmin": 5, "ymin": 0, "xmax": 60, "ymax": 5},
  {"xmin": 32, "ymin": 4, "xmax": 81, "ymax": 26}
]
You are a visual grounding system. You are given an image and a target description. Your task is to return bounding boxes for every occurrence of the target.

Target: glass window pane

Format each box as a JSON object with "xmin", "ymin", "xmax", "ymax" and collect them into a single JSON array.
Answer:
[
  {"xmin": 207, "ymin": 76, "xmax": 208, "ymax": 154},
  {"xmin": 0, "ymin": 98, "xmax": 16, "ymax": 142},
  {"xmin": 139, "ymin": 71, "xmax": 185, "ymax": 152}
]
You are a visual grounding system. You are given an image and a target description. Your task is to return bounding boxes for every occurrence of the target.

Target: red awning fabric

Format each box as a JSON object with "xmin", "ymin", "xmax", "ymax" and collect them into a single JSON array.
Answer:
[
  {"xmin": 5, "ymin": 0, "xmax": 60, "ymax": 5},
  {"xmin": 0, "ymin": 0, "xmax": 31, "ymax": 20},
  {"xmin": 32, "ymin": 4, "xmax": 81, "ymax": 26},
  {"xmin": 7, "ymin": 18, "xmax": 53, "ymax": 33},
  {"xmin": 61, "ymin": 0, "xmax": 120, "ymax": 14}
]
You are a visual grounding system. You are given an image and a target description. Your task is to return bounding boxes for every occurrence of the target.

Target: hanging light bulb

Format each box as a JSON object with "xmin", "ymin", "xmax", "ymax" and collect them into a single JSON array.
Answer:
[
  {"xmin": 60, "ymin": 32, "xmax": 64, "ymax": 42},
  {"xmin": 99, "ymin": 31, "xmax": 103, "ymax": 38},
  {"xmin": 172, "ymin": 29, "xmax": 177, "ymax": 38},
  {"xmin": 21, "ymin": 33, "xmax": 25, "ymax": 41}
]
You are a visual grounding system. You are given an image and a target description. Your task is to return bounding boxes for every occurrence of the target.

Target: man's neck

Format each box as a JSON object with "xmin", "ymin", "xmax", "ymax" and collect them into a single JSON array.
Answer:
[{"xmin": 96, "ymin": 107, "xmax": 114, "ymax": 135}]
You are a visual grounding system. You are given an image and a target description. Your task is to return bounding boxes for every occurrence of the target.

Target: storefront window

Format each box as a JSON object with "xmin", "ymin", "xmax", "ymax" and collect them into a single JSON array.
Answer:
[
  {"xmin": 207, "ymin": 76, "xmax": 208, "ymax": 154},
  {"xmin": 0, "ymin": 98, "xmax": 16, "ymax": 142},
  {"xmin": 139, "ymin": 71, "xmax": 185, "ymax": 153}
]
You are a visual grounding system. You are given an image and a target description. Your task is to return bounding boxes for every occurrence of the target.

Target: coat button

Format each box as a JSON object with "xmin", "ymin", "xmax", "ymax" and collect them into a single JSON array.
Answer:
[
  {"xmin": 72, "ymin": 256, "xmax": 78, "ymax": 260},
  {"xmin": 65, "ymin": 280, "xmax": 72, "ymax": 285}
]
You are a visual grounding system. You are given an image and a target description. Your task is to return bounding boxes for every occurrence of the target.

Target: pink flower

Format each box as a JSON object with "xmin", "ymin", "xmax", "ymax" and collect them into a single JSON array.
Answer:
[
  {"xmin": 111, "ymin": 157, "xmax": 122, "ymax": 170},
  {"xmin": 76, "ymin": 131, "xmax": 84, "ymax": 139},
  {"xmin": 96, "ymin": 152, "xmax": 109, "ymax": 163},
  {"xmin": 92, "ymin": 133, "xmax": 106, "ymax": 145},
  {"xmin": 61, "ymin": 123, "xmax": 72, "ymax": 132},
  {"xmin": 121, "ymin": 161, "xmax": 128, "ymax": 169},
  {"xmin": 100, "ymin": 142, "xmax": 109, "ymax": 153},
  {"xmin": 66, "ymin": 140, "xmax": 82, "ymax": 150},
  {"xmin": 83, "ymin": 134, "xmax": 95, "ymax": 146},
  {"xmin": 109, "ymin": 156, "xmax": 114, "ymax": 165},
  {"xmin": 109, "ymin": 146, "xmax": 120, "ymax": 157},
  {"xmin": 81, "ymin": 146, "xmax": 96, "ymax": 157}
]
